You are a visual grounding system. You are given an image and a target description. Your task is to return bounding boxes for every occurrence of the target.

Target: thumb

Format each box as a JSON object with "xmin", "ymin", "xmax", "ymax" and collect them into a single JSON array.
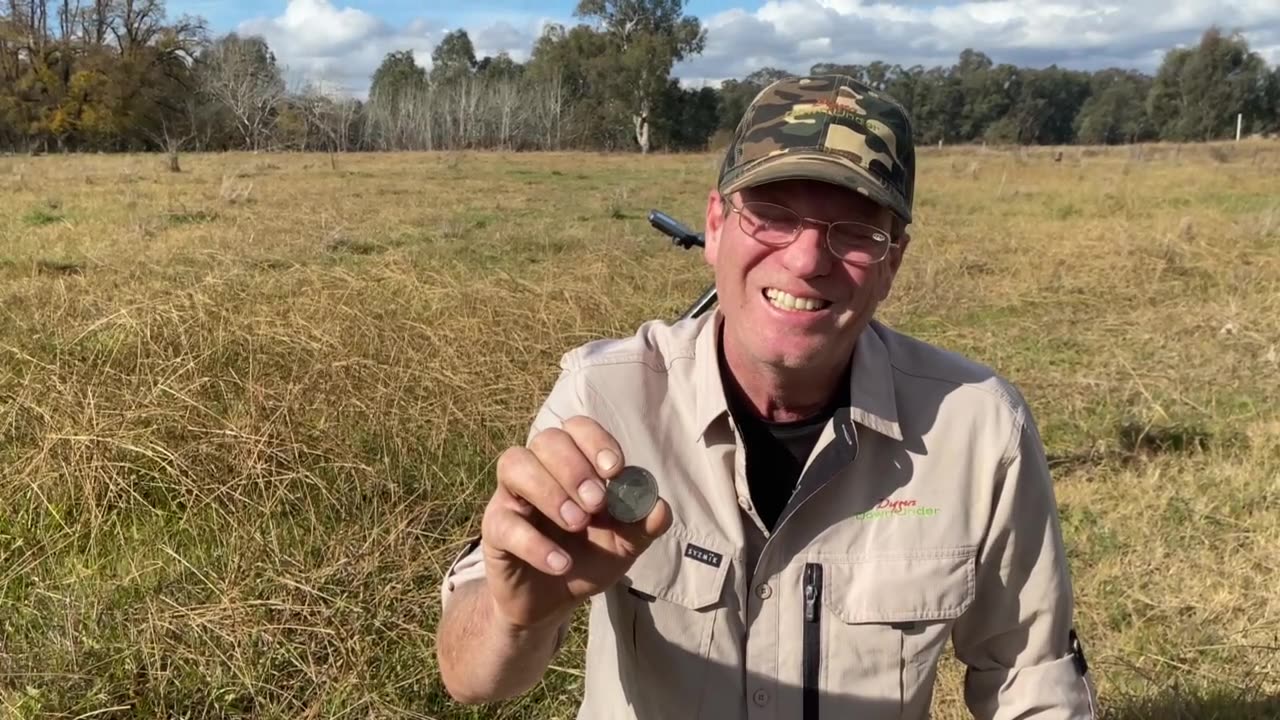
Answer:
[{"xmin": 612, "ymin": 498, "xmax": 673, "ymax": 559}]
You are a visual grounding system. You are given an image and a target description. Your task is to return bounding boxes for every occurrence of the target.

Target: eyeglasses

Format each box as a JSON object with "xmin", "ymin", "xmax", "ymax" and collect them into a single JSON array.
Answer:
[{"xmin": 726, "ymin": 198, "xmax": 897, "ymax": 265}]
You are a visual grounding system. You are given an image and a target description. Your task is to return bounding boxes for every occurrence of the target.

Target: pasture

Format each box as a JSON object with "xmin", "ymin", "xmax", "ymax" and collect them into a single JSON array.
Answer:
[{"xmin": 1, "ymin": 143, "xmax": 1278, "ymax": 718}]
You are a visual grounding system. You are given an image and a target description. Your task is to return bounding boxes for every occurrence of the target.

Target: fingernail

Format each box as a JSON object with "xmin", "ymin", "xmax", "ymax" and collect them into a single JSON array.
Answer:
[
  {"xmin": 596, "ymin": 449, "xmax": 619, "ymax": 472},
  {"xmin": 578, "ymin": 479, "xmax": 605, "ymax": 507},
  {"xmin": 560, "ymin": 499, "xmax": 586, "ymax": 526},
  {"xmin": 547, "ymin": 551, "xmax": 569, "ymax": 572}
]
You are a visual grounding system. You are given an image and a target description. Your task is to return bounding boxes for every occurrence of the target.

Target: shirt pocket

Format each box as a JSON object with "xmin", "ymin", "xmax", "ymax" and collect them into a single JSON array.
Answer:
[
  {"xmin": 815, "ymin": 546, "xmax": 977, "ymax": 719},
  {"xmin": 617, "ymin": 529, "xmax": 733, "ymax": 717}
]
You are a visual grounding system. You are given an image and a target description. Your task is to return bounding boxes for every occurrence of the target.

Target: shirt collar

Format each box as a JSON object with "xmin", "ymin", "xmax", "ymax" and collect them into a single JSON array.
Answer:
[
  {"xmin": 693, "ymin": 308, "xmax": 730, "ymax": 439},
  {"xmin": 846, "ymin": 320, "xmax": 903, "ymax": 441},
  {"xmin": 693, "ymin": 309, "xmax": 902, "ymax": 442}
]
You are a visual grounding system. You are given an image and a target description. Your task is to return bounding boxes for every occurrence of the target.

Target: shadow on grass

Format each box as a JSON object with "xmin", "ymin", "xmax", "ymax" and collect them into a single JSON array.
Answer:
[
  {"xmin": 1103, "ymin": 686, "xmax": 1280, "ymax": 720},
  {"xmin": 1047, "ymin": 419, "xmax": 1250, "ymax": 474}
]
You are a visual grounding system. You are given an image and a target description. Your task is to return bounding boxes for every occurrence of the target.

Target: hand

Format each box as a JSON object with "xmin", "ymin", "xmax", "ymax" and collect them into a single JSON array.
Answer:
[{"xmin": 480, "ymin": 416, "xmax": 673, "ymax": 631}]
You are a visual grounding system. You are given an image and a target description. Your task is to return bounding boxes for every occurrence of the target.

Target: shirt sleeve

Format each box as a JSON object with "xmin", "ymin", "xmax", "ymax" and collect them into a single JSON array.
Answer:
[
  {"xmin": 951, "ymin": 394, "xmax": 1099, "ymax": 720},
  {"xmin": 439, "ymin": 363, "xmax": 590, "ymax": 644}
]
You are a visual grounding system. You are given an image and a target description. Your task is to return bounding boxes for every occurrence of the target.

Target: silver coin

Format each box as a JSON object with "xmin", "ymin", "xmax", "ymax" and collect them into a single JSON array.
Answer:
[{"xmin": 605, "ymin": 466, "xmax": 659, "ymax": 524}]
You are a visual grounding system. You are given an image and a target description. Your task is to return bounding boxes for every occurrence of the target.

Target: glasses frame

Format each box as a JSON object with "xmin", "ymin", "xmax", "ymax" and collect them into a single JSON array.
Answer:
[{"xmin": 725, "ymin": 196, "xmax": 898, "ymax": 265}]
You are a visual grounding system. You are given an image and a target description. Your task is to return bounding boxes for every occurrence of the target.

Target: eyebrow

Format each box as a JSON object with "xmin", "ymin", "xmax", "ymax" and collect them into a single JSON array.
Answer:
[{"xmin": 744, "ymin": 197, "xmax": 878, "ymax": 224}]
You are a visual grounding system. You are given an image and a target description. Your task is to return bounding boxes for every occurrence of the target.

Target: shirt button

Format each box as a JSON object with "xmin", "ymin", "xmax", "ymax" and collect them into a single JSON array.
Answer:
[
  {"xmin": 753, "ymin": 689, "xmax": 770, "ymax": 706},
  {"xmin": 755, "ymin": 583, "xmax": 772, "ymax": 600}
]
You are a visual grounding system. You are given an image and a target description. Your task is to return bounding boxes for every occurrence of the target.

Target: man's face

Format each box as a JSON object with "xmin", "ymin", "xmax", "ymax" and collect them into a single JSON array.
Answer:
[{"xmin": 703, "ymin": 178, "xmax": 909, "ymax": 374}]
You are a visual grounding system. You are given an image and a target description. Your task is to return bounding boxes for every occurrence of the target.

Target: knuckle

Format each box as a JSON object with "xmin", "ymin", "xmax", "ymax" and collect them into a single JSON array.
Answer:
[
  {"xmin": 496, "ymin": 447, "xmax": 543, "ymax": 495},
  {"xmin": 561, "ymin": 415, "xmax": 599, "ymax": 434},
  {"xmin": 495, "ymin": 445, "xmax": 525, "ymax": 478},
  {"xmin": 563, "ymin": 415, "xmax": 610, "ymax": 445},
  {"xmin": 528, "ymin": 426, "xmax": 568, "ymax": 455}
]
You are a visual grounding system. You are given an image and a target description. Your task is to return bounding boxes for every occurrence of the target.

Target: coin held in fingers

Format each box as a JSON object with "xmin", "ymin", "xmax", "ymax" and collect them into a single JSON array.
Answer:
[{"xmin": 605, "ymin": 466, "xmax": 659, "ymax": 524}]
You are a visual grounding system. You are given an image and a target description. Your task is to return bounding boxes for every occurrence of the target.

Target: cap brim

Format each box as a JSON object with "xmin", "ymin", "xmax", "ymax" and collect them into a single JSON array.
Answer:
[{"xmin": 719, "ymin": 152, "xmax": 911, "ymax": 224}]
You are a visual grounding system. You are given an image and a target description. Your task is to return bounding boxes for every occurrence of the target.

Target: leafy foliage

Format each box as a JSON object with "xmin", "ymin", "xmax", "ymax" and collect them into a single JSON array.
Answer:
[{"xmin": 0, "ymin": 3, "xmax": 1276, "ymax": 154}]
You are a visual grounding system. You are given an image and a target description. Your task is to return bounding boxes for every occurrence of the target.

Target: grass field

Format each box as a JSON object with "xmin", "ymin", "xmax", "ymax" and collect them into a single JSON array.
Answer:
[{"xmin": 1, "ymin": 141, "xmax": 1278, "ymax": 719}]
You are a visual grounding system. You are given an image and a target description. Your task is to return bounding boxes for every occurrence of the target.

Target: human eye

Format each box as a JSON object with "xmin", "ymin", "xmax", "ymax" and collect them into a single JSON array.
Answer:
[
  {"xmin": 831, "ymin": 223, "xmax": 888, "ymax": 245},
  {"xmin": 830, "ymin": 223, "xmax": 890, "ymax": 259},
  {"xmin": 744, "ymin": 203, "xmax": 797, "ymax": 230}
]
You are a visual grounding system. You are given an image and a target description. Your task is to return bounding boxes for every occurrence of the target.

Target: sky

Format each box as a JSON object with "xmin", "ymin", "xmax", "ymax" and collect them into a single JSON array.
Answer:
[{"xmin": 167, "ymin": 0, "xmax": 1280, "ymax": 98}]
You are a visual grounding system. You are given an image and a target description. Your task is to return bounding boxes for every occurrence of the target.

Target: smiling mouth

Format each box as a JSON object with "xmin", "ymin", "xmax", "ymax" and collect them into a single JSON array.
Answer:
[{"xmin": 764, "ymin": 288, "xmax": 832, "ymax": 312}]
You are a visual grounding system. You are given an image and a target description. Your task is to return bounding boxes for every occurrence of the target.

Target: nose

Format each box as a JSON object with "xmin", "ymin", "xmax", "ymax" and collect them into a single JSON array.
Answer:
[{"xmin": 775, "ymin": 223, "xmax": 831, "ymax": 278}]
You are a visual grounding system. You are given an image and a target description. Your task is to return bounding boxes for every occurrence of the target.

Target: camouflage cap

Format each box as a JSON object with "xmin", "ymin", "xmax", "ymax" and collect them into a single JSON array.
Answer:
[{"xmin": 717, "ymin": 75, "xmax": 916, "ymax": 224}]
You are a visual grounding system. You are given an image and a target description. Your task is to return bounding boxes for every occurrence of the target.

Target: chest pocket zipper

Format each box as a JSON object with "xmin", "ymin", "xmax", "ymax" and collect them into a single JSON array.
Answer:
[{"xmin": 803, "ymin": 562, "xmax": 823, "ymax": 720}]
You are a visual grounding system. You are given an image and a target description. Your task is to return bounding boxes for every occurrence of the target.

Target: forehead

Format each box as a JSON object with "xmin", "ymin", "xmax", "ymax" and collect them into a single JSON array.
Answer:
[{"xmin": 739, "ymin": 179, "xmax": 887, "ymax": 221}]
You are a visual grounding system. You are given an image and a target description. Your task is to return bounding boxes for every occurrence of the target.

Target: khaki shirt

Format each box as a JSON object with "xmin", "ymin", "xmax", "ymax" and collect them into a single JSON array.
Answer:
[{"xmin": 441, "ymin": 309, "xmax": 1098, "ymax": 719}]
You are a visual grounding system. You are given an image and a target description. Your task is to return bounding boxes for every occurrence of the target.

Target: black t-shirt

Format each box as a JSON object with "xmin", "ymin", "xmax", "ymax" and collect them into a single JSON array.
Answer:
[{"xmin": 718, "ymin": 329, "xmax": 850, "ymax": 531}]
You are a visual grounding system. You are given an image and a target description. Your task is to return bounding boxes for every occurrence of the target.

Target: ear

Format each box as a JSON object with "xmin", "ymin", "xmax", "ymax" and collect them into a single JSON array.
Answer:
[{"xmin": 704, "ymin": 189, "xmax": 724, "ymax": 266}]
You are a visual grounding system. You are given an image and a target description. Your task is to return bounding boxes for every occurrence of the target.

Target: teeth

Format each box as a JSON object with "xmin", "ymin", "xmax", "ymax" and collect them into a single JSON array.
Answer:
[{"xmin": 766, "ymin": 288, "xmax": 827, "ymax": 312}]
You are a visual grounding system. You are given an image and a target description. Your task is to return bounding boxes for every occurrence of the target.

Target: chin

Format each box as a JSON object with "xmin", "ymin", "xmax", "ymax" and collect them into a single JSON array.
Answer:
[{"xmin": 752, "ymin": 337, "xmax": 826, "ymax": 369}]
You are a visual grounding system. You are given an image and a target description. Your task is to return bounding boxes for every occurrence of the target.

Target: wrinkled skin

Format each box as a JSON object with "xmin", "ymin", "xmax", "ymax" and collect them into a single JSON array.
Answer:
[{"xmin": 703, "ymin": 178, "xmax": 911, "ymax": 422}]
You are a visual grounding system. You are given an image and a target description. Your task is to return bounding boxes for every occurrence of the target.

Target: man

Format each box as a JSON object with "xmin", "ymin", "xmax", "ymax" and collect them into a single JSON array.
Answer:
[{"xmin": 436, "ymin": 75, "xmax": 1098, "ymax": 719}]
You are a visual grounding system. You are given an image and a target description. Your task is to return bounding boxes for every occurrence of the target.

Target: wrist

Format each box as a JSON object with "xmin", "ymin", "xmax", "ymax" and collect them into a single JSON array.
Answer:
[{"xmin": 485, "ymin": 586, "xmax": 577, "ymax": 641}]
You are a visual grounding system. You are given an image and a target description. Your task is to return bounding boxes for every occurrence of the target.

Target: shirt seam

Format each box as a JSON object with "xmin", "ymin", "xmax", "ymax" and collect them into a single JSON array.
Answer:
[
  {"xmin": 887, "ymin": 362, "xmax": 1023, "ymax": 417},
  {"xmin": 562, "ymin": 344, "xmax": 697, "ymax": 375}
]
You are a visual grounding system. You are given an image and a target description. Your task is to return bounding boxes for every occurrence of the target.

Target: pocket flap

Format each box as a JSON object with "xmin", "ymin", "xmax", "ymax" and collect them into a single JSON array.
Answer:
[
  {"xmin": 622, "ymin": 528, "xmax": 732, "ymax": 611},
  {"xmin": 822, "ymin": 546, "xmax": 977, "ymax": 624}
]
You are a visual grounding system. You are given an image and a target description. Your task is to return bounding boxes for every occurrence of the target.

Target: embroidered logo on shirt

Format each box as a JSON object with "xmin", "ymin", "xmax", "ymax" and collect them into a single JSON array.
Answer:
[
  {"xmin": 684, "ymin": 543, "xmax": 724, "ymax": 568},
  {"xmin": 853, "ymin": 497, "xmax": 940, "ymax": 520}
]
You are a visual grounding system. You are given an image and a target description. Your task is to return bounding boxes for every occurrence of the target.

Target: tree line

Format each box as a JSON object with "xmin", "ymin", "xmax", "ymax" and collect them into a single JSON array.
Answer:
[{"xmin": 3, "ymin": 0, "xmax": 1279, "ymax": 155}]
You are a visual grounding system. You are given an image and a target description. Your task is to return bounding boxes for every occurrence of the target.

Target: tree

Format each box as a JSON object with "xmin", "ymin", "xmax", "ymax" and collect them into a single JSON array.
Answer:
[
  {"xmin": 949, "ymin": 50, "xmax": 1020, "ymax": 141},
  {"xmin": 1267, "ymin": 67, "xmax": 1280, "ymax": 134},
  {"xmin": 1074, "ymin": 69, "xmax": 1154, "ymax": 144},
  {"xmin": 986, "ymin": 66, "xmax": 1091, "ymax": 145},
  {"xmin": 370, "ymin": 50, "xmax": 427, "ymax": 100},
  {"xmin": 912, "ymin": 66, "xmax": 964, "ymax": 145},
  {"xmin": 809, "ymin": 61, "xmax": 896, "ymax": 91},
  {"xmin": 1148, "ymin": 26, "xmax": 1272, "ymax": 141},
  {"xmin": 197, "ymin": 33, "xmax": 286, "ymax": 150},
  {"xmin": 365, "ymin": 50, "xmax": 428, "ymax": 149},
  {"xmin": 431, "ymin": 29, "xmax": 476, "ymax": 85},
  {"xmin": 716, "ymin": 67, "xmax": 791, "ymax": 131},
  {"xmin": 654, "ymin": 79, "xmax": 717, "ymax": 150},
  {"xmin": 572, "ymin": 0, "xmax": 706, "ymax": 153},
  {"xmin": 884, "ymin": 65, "xmax": 929, "ymax": 116},
  {"xmin": 526, "ymin": 21, "xmax": 625, "ymax": 149},
  {"xmin": 477, "ymin": 52, "xmax": 522, "ymax": 82}
]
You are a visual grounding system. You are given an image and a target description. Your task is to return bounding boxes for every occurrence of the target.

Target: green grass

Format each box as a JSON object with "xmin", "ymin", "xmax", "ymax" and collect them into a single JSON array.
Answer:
[
  {"xmin": 1, "ymin": 143, "xmax": 1278, "ymax": 718},
  {"xmin": 22, "ymin": 210, "xmax": 61, "ymax": 226}
]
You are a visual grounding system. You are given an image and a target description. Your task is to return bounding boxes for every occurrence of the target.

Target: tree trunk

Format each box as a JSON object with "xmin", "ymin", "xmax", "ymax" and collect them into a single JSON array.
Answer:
[{"xmin": 633, "ymin": 105, "xmax": 650, "ymax": 154}]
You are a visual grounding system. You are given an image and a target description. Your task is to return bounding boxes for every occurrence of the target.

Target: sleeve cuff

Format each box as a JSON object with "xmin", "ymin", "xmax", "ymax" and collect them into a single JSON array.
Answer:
[
  {"xmin": 440, "ymin": 535, "xmax": 486, "ymax": 608},
  {"xmin": 965, "ymin": 652, "xmax": 1099, "ymax": 720}
]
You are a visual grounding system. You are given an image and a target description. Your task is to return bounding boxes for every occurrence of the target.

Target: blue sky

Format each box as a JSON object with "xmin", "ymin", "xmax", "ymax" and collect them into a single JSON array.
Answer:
[{"xmin": 169, "ymin": 0, "xmax": 1280, "ymax": 98}]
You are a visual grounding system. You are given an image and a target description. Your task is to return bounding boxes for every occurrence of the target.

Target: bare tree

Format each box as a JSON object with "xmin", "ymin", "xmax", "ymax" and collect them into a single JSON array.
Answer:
[
  {"xmin": 296, "ymin": 82, "xmax": 359, "ymax": 167},
  {"xmin": 147, "ymin": 97, "xmax": 199, "ymax": 171},
  {"xmin": 199, "ymin": 33, "xmax": 286, "ymax": 151},
  {"xmin": 532, "ymin": 68, "xmax": 566, "ymax": 150}
]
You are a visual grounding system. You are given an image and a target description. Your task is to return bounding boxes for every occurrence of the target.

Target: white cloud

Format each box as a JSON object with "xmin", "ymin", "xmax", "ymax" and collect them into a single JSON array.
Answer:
[
  {"xmin": 674, "ymin": 0, "xmax": 1280, "ymax": 81},
  {"xmin": 236, "ymin": 0, "xmax": 558, "ymax": 97},
  {"xmin": 237, "ymin": 0, "xmax": 1280, "ymax": 97}
]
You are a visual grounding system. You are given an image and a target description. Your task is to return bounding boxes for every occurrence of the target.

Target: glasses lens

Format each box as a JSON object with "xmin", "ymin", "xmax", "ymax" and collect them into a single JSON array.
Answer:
[
  {"xmin": 739, "ymin": 202, "xmax": 799, "ymax": 245},
  {"xmin": 829, "ymin": 223, "xmax": 891, "ymax": 263}
]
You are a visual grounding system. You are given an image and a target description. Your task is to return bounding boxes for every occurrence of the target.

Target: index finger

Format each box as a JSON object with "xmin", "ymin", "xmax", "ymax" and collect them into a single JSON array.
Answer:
[{"xmin": 560, "ymin": 415, "xmax": 625, "ymax": 479}]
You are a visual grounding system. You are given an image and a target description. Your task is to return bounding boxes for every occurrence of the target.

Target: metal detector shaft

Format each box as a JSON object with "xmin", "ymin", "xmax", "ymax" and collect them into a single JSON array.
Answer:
[
  {"xmin": 681, "ymin": 285, "xmax": 718, "ymax": 321},
  {"xmin": 647, "ymin": 209, "xmax": 718, "ymax": 320}
]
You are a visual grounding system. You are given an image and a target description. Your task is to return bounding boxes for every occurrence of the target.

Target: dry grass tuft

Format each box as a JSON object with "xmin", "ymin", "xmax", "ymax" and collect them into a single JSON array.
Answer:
[{"xmin": 1, "ymin": 146, "xmax": 1278, "ymax": 718}]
